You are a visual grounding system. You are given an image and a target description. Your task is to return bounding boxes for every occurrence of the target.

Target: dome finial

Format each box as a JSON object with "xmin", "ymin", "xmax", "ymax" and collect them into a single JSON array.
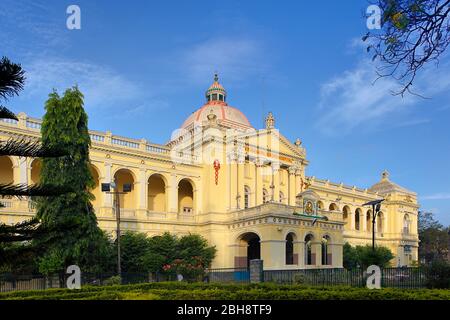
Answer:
[
  {"xmin": 265, "ymin": 111, "xmax": 275, "ymax": 129},
  {"xmin": 206, "ymin": 73, "xmax": 226, "ymax": 103},
  {"xmin": 382, "ymin": 169, "xmax": 390, "ymax": 181}
]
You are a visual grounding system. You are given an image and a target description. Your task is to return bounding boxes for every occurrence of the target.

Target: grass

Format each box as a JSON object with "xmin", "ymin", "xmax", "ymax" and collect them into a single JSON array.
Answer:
[{"xmin": 0, "ymin": 282, "xmax": 449, "ymax": 300}]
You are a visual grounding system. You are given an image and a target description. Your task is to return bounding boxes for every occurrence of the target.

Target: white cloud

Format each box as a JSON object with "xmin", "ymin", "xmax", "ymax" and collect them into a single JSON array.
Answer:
[
  {"xmin": 421, "ymin": 193, "xmax": 450, "ymax": 200},
  {"xmin": 23, "ymin": 58, "xmax": 143, "ymax": 109},
  {"xmin": 316, "ymin": 54, "xmax": 450, "ymax": 135},
  {"xmin": 182, "ymin": 37, "xmax": 267, "ymax": 84}
]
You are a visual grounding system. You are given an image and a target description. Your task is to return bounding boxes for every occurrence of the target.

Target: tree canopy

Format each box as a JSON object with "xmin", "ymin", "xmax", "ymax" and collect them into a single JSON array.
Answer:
[{"xmin": 364, "ymin": 0, "xmax": 450, "ymax": 95}]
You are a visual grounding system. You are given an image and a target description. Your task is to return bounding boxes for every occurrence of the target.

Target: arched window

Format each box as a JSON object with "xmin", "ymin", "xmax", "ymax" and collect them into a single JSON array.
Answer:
[
  {"xmin": 355, "ymin": 209, "xmax": 361, "ymax": 231},
  {"xmin": 329, "ymin": 203, "xmax": 338, "ymax": 211},
  {"xmin": 377, "ymin": 212, "xmax": 383, "ymax": 233},
  {"xmin": 322, "ymin": 235, "xmax": 331, "ymax": 265},
  {"xmin": 305, "ymin": 234, "xmax": 314, "ymax": 265},
  {"xmin": 317, "ymin": 201, "xmax": 324, "ymax": 211},
  {"xmin": 244, "ymin": 186, "xmax": 250, "ymax": 209},
  {"xmin": 178, "ymin": 179, "xmax": 194, "ymax": 214},
  {"xmin": 286, "ymin": 233, "xmax": 294, "ymax": 265},
  {"xmin": 403, "ymin": 214, "xmax": 410, "ymax": 234},
  {"xmin": 114, "ymin": 169, "xmax": 135, "ymax": 210},
  {"xmin": 148, "ymin": 174, "xmax": 166, "ymax": 212},
  {"xmin": 366, "ymin": 210, "xmax": 372, "ymax": 233},
  {"xmin": 263, "ymin": 188, "xmax": 269, "ymax": 203}
]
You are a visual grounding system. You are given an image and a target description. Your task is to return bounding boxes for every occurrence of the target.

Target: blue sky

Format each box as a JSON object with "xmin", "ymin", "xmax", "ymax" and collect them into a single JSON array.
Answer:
[{"xmin": 1, "ymin": 0, "xmax": 449, "ymax": 225}]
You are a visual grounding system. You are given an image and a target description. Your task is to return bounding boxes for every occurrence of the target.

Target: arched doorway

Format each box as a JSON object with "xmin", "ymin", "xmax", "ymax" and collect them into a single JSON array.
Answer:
[
  {"xmin": 178, "ymin": 178, "xmax": 194, "ymax": 213},
  {"xmin": 305, "ymin": 234, "xmax": 315, "ymax": 266},
  {"xmin": 235, "ymin": 232, "xmax": 261, "ymax": 268},
  {"xmin": 30, "ymin": 159, "xmax": 41, "ymax": 184},
  {"xmin": 113, "ymin": 169, "xmax": 135, "ymax": 210},
  {"xmin": 0, "ymin": 156, "xmax": 14, "ymax": 185},
  {"xmin": 148, "ymin": 174, "xmax": 166, "ymax": 212},
  {"xmin": 321, "ymin": 235, "xmax": 332, "ymax": 265},
  {"xmin": 89, "ymin": 165, "xmax": 101, "ymax": 209},
  {"xmin": 285, "ymin": 232, "xmax": 297, "ymax": 265},
  {"xmin": 355, "ymin": 208, "xmax": 361, "ymax": 231}
]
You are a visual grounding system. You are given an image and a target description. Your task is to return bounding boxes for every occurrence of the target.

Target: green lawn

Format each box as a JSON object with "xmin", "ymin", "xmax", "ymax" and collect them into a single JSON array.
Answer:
[{"xmin": 1, "ymin": 282, "xmax": 450, "ymax": 300}]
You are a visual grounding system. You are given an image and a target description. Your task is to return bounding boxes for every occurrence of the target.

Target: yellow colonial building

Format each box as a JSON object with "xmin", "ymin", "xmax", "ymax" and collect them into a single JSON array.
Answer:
[{"xmin": 0, "ymin": 75, "xmax": 419, "ymax": 269}]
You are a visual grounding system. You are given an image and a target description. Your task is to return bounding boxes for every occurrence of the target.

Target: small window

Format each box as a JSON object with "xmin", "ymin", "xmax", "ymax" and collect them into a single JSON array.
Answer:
[
  {"xmin": 212, "ymin": 93, "xmax": 218, "ymax": 101},
  {"xmin": 219, "ymin": 94, "xmax": 223, "ymax": 101}
]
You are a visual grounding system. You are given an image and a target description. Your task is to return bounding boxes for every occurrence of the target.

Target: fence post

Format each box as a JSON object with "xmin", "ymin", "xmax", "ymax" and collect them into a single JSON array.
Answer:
[{"xmin": 249, "ymin": 259, "xmax": 264, "ymax": 283}]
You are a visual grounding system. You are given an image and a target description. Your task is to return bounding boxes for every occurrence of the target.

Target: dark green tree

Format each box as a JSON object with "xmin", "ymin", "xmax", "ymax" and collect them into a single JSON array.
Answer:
[
  {"xmin": 418, "ymin": 210, "xmax": 449, "ymax": 264},
  {"xmin": 34, "ymin": 87, "xmax": 112, "ymax": 275},
  {"xmin": 343, "ymin": 243, "xmax": 394, "ymax": 269},
  {"xmin": 0, "ymin": 57, "xmax": 71, "ymax": 272}
]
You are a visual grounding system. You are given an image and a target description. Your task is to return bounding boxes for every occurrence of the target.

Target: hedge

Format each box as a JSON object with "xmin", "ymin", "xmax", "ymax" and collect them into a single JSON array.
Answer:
[{"xmin": 1, "ymin": 282, "xmax": 449, "ymax": 300}]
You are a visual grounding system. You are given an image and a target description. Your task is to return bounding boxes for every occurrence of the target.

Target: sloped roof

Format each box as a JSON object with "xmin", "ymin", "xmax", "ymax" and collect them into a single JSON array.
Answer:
[{"xmin": 369, "ymin": 170, "xmax": 416, "ymax": 195}]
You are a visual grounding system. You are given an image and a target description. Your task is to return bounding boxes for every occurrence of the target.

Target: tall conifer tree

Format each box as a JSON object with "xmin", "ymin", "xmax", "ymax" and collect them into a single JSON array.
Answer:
[{"xmin": 35, "ymin": 87, "xmax": 112, "ymax": 274}]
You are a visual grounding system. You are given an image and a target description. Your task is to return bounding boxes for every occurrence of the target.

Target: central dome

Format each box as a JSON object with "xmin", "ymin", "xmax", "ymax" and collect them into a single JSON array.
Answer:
[{"xmin": 181, "ymin": 74, "xmax": 252, "ymax": 130}]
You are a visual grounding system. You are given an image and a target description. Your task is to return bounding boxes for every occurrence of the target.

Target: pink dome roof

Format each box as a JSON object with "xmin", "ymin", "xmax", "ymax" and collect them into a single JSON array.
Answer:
[
  {"xmin": 181, "ymin": 102, "xmax": 252, "ymax": 130},
  {"xmin": 181, "ymin": 74, "xmax": 252, "ymax": 130}
]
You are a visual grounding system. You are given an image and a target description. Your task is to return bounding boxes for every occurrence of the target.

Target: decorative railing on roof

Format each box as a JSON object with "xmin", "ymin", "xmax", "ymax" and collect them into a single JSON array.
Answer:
[
  {"xmin": 309, "ymin": 177, "xmax": 376, "ymax": 196},
  {"xmin": 0, "ymin": 112, "xmax": 171, "ymax": 157}
]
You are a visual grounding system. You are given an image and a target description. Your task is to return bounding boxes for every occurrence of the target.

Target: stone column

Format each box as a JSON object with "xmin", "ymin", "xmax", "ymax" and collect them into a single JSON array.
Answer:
[
  {"xmin": 296, "ymin": 240, "xmax": 305, "ymax": 267},
  {"xmin": 312, "ymin": 241, "xmax": 322, "ymax": 267},
  {"xmin": 295, "ymin": 169, "xmax": 302, "ymax": 196},
  {"xmin": 168, "ymin": 173, "xmax": 178, "ymax": 213},
  {"xmin": 271, "ymin": 162, "xmax": 280, "ymax": 202},
  {"xmin": 19, "ymin": 157, "xmax": 28, "ymax": 185},
  {"xmin": 362, "ymin": 211, "xmax": 367, "ymax": 232},
  {"xmin": 255, "ymin": 159, "xmax": 264, "ymax": 205},
  {"xmin": 329, "ymin": 243, "xmax": 343, "ymax": 268},
  {"xmin": 137, "ymin": 169, "xmax": 147, "ymax": 210},
  {"xmin": 288, "ymin": 167, "xmax": 296, "ymax": 206},
  {"xmin": 349, "ymin": 211, "xmax": 355, "ymax": 230},
  {"xmin": 194, "ymin": 178, "xmax": 202, "ymax": 214},
  {"xmin": 260, "ymin": 239, "xmax": 285, "ymax": 269},
  {"xmin": 236, "ymin": 154, "xmax": 245, "ymax": 210},
  {"xmin": 231, "ymin": 153, "xmax": 239, "ymax": 210},
  {"xmin": 102, "ymin": 163, "xmax": 113, "ymax": 207}
]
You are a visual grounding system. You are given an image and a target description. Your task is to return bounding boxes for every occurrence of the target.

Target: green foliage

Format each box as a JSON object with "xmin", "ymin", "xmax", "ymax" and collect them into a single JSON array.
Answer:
[
  {"xmin": 418, "ymin": 211, "xmax": 449, "ymax": 264},
  {"xmin": 343, "ymin": 243, "xmax": 394, "ymax": 269},
  {"xmin": 34, "ymin": 87, "xmax": 112, "ymax": 273},
  {"xmin": 1, "ymin": 282, "xmax": 449, "ymax": 300},
  {"xmin": 343, "ymin": 243, "xmax": 358, "ymax": 269},
  {"xmin": 118, "ymin": 232, "xmax": 216, "ymax": 281},
  {"xmin": 424, "ymin": 259, "xmax": 450, "ymax": 289},
  {"xmin": 103, "ymin": 275, "xmax": 122, "ymax": 286}
]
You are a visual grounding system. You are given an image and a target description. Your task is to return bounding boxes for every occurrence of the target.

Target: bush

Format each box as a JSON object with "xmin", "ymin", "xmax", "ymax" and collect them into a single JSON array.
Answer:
[
  {"xmin": 424, "ymin": 259, "xmax": 450, "ymax": 289},
  {"xmin": 103, "ymin": 275, "xmax": 121, "ymax": 286},
  {"xmin": 1, "ymin": 282, "xmax": 450, "ymax": 300},
  {"xmin": 343, "ymin": 243, "xmax": 394, "ymax": 269}
]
